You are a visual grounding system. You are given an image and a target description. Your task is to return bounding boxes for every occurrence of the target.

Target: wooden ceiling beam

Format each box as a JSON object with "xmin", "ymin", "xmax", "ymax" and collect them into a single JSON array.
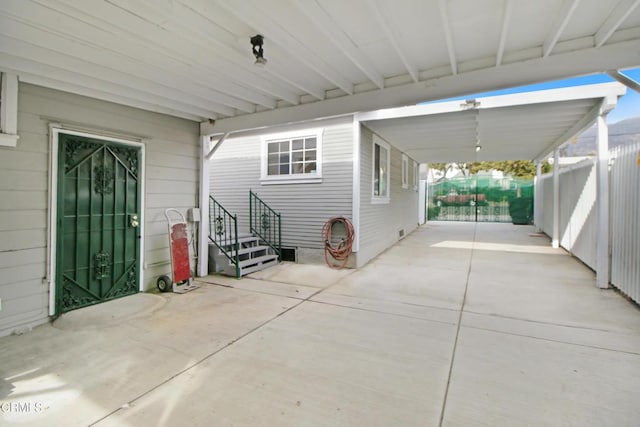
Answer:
[
  {"xmin": 496, "ymin": 0, "xmax": 513, "ymax": 66},
  {"xmin": 438, "ymin": 0, "xmax": 458, "ymax": 75},
  {"xmin": 37, "ymin": 0, "xmax": 298, "ymax": 107},
  {"xmin": 543, "ymin": 0, "xmax": 581, "ymax": 57},
  {"xmin": 218, "ymin": 0, "xmax": 354, "ymax": 96},
  {"xmin": 595, "ymin": 0, "xmax": 640, "ymax": 47},
  {"xmin": 294, "ymin": 0, "xmax": 384, "ymax": 89},
  {"xmin": 367, "ymin": 0, "xmax": 419, "ymax": 82}
]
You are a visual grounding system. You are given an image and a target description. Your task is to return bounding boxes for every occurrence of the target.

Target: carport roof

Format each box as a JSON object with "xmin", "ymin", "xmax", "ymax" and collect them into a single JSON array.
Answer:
[
  {"xmin": 358, "ymin": 82, "xmax": 626, "ymax": 163},
  {"xmin": 1, "ymin": 1, "xmax": 640, "ymax": 133}
]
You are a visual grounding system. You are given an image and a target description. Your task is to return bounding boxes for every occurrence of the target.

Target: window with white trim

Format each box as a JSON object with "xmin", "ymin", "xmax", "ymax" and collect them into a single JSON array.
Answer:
[
  {"xmin": 413, "ymin": 161, "xmax": 419, "ymax": 191},
  {"xmin": 0, "ymin": 72, "xmax": 19, "ymax": 148},
  {"xmin": 402, "ymin": 154, "xmax": 409, "ymax": 189},
  {"xmin": 372, "ymin": 135, "xmax": 390, "ymax": 203},
  {"xmin": 260, "ymin": 128, "xmax": 322, "ymax": 184}
]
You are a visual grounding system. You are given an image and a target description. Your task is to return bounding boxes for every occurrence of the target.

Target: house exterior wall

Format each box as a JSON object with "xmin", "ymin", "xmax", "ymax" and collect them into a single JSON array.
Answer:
[
  {"xmin": 357, "ymin": 125, "xmax": 419, "ymax": 267},
  {"xmin": 209, "ymin": 116, "xmax": 353, "ymax": 264},
  {"xmin": 0, "ymin": 83, "xmax": 199, "ymax": 336}
]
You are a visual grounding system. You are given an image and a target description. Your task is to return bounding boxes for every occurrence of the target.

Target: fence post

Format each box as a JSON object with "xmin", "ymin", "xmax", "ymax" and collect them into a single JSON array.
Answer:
[
  {"xmin": 596, "ymin": 114, "xmax": 610, "ymax": 289},
  {"xmin": 552, "ymin": 149, "xmax": 560, "ymax": 249},
  {"xmin": 249, "ymin": 190, "xmax": 253, "ymax": 234},
  {"xmin": 197, "ymin": 136, "xmax": 210, "ymax": 277},
  {"xmin": 534, "ymin": 162, "xmax": 542, "ymax": 232}
]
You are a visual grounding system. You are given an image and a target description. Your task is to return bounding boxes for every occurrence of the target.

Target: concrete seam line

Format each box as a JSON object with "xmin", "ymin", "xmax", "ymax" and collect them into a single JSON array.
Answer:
[
  {"xmin": 438, "ymin": 222, "xmax": 477, "ymax": 427},
  {"xmin": 463, "ymin": 325, "xmax": 640, "ymax": 356},
  {"xmin": 88, "ymin": 287, "xmax": 326, "ymax": 426},
  {"xmin": 463, "ymin": 310, "xmax": 618, "ymax": 333},
  {"xmin": 306, "ymin": 299, "xmax": 458, "ymax": 326},
  {"xmin": 202, "ymin": 281, "xmax": 308, "ymax": 301},
  {"xmin": 323, "ymin": 291, "xmax": 464, "ymax": 314}
]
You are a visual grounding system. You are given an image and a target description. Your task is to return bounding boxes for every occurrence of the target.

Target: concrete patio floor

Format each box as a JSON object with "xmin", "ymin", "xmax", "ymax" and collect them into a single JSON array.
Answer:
[{"xmin": 1, "ymin": 222, "xmax": 640, "ymax": 426}]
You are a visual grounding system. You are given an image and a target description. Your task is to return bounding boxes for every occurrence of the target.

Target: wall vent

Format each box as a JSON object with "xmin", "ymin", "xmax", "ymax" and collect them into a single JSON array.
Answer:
[{"xmin": 280, "ymin": 247, "xmax": 297, "ymax": 262}]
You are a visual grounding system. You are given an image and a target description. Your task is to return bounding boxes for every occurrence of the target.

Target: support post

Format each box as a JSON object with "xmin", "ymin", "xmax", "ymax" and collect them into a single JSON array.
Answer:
[
  {"xmin": 552, "ymin": 150, "xmax": 560, "ymax": 248},
  {"xmin": 197, "ymin": 135, "xmax": 211, "ymax": 277},
  {"xmin": 0, "ymin": 72, "xmax": 19, "ymax": 147},
  {"xmin": 595, "ymin": 114, "xmax": 610, "ymax": 288},
  {"xmin": 534, "ymin": 162, "xmax": 542, "ymax": 231}
]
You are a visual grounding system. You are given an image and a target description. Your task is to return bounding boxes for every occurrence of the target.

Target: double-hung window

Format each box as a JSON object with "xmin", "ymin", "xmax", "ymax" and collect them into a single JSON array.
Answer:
[
  {"xmin": 261, "ymin": 128, "xmax": 322, "ymax": 184},
  {"xmin": 372, "ymin": 135, "xmax": 390, "ymax": 203}
]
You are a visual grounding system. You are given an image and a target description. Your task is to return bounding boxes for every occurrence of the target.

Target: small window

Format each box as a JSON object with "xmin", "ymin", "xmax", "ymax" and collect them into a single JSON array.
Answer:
[
  {"xmin": 402, "ymin": 154, "xmax": 409, "ymax": 189},
  {"xmin": 413, "ymin": 161, "xmax": 419, "ymax": 191},
  {"xmin": 261, "ymin": 129, "xmax": 322, "ymax": 184},
  {"xmin": 372, "ymin": 135, "xmax": 390, "ymax": 203},
  {"xmin": 0, "ymin": 72, "xmax": 19, "ymax": 147}
]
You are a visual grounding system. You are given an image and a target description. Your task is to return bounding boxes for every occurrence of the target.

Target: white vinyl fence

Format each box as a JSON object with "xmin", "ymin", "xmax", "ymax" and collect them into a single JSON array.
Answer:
[
  {"xmin": 538, "ymin": 143, "xmax": 640, "ymax": 304},
  {"xmin": 539, "ymin": 160, "xmax": 597, "ymax": 271},
  {"xmin": 610, "ymin": 142, "xmax": 640, "ymax": 303}
]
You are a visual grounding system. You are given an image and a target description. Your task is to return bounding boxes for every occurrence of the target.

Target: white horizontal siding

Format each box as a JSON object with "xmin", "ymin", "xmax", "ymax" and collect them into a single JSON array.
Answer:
[
  {"xmin": 0, "ymin": 83, "xmax": 199, "ymax": 336},
  {"xmin": 357, "ymin": 125, "xmax": 419, "ymax": 267},
  {"xmin": 209, "ymin": 116, "xmax": 353, "ymax": 251}
]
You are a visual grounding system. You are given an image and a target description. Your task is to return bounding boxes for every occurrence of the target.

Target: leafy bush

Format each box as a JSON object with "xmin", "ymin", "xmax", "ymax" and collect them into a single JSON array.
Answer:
[{"xmin": 427, "ymin": 206, "xmax": 441, "ymax": 220}]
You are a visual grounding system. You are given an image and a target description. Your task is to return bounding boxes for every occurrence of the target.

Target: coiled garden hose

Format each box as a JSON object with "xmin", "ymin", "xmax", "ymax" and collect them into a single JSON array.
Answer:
[{"xmin": 322, "ymin": 216, "xmax": 355, "ymax": 269}]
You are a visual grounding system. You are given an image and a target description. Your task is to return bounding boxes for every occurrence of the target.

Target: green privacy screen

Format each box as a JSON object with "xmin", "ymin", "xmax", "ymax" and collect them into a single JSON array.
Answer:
[{"xmin": 427, "ymin": 175, "xmax": 534, "ymax": 224}]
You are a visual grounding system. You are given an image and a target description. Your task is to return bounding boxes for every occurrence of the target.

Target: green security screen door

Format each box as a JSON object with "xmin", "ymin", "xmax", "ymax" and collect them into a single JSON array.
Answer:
[{"xmin": 56, "ymin": 133, "xmax": 141, "ymax": 314}]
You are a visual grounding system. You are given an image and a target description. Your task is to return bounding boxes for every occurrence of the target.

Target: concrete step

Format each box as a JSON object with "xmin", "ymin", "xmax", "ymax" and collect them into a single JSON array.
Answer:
[
  {"xmin": 238, "ymin": 253, "xmax": 278, "ymax": 269},
  {"xmin": 215, "ymin": 235, "xmax": 259, "ymax": 248},
  {"xmin": 238, "ymin": 254, "xmax": 279, "ymax": 276},
  {"xmin": 216, "ymin": 254, "xmax": 279, "ymax": 277},
  {"xmin": 209, "ymin": 235, "xmax": 279, "ymax": 277},
  {"xmin": 212, "ymin": 245, "xmax": 270, "ymax": 258}
]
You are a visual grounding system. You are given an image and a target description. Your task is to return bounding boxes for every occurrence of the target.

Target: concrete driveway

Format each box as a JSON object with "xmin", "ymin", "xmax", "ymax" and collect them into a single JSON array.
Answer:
[{"xmin": 1, "ymin": 222, "xmax": 639, "ymax": 426}]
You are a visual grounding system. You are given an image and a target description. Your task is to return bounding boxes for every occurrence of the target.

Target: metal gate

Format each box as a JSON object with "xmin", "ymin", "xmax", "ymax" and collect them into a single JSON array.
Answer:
[
  {"xmin": 427, "ymin": 175, "xmax": 534, "ymax": 223},
  {"xmin": 55, "ymin": 133, "xmax": 141, "ymax": 314}
]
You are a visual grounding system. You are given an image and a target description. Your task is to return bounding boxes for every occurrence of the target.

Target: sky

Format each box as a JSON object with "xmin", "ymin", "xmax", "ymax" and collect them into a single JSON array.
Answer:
[{"xmin": 427, "ymin": 68, "xmax": 640, "ymax": 124}]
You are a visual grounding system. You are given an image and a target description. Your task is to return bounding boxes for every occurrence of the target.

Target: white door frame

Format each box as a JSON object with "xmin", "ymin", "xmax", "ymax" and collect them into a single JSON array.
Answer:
[{"xmin": 47, "ymin": 126, "xmax": 146, "ymax": 316}]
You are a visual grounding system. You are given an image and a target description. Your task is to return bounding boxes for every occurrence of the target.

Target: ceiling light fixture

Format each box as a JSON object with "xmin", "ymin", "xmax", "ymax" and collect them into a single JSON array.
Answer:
[{"xmin": 250, "ymin": 34, "xmax": 267, "ymax": 66}]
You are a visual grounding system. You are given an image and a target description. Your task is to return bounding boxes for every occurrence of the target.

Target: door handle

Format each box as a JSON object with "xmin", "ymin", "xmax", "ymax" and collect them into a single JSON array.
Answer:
[{"xmin": 130, "ymin": 214, "xmax": 139, "ymax": 228}]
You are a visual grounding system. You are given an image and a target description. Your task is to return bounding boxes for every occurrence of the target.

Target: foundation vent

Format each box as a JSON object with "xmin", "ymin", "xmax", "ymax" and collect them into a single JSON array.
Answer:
[{"xmin": 280, "ymin": 247, "xmax": 297, "ymax": 262}]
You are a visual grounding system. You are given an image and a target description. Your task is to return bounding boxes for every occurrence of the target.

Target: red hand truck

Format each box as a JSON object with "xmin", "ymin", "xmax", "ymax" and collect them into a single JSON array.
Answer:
[{"xmin": 156, "ymin": 209, "xmax": 199, "ymax": 293}]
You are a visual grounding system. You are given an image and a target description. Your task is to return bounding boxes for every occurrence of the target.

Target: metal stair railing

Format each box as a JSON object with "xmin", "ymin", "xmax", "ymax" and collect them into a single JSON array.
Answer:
[
  {"xmin": 249, "ymin": 190, "xmax": 281, "ymax": 259},
  {"xmin": 209, "ymin": 195, "xmax": 240, "ymax": 278}
]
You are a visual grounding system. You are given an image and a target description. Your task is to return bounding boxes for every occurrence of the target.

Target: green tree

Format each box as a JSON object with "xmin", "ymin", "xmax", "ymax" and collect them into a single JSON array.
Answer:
[{"xmin": 430, "ymin": 160, "xmax": 551, "ymax": 178}]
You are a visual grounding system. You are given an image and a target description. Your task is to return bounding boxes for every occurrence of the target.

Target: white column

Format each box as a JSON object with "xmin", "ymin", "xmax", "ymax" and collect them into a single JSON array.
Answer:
[
  {"xmin": 552, "ymin": 150, "xmax": 560, "ymax": 248},
  {"xmin": 0, "ymin": 72, "xmax": 19, "ymax": 147},
  {"xmin": 534, "ymin": 161, "xmax": 542, "ymax": 231},
  {"xmin": 197, "ymin": 135, "xmax": 211, "ymax": 277},
  {"xmin": 418, "ymin": 180, "xmax": 426, "ymax": 225},
  {"xmin": 596, "ymin": 114, "xmax": 610, "ymax": 289}
]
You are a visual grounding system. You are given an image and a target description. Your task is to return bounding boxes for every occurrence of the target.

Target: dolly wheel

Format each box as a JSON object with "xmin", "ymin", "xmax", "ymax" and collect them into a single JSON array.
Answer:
[{"xmin": 157, "ymin": 275, "xmax": 172, "ymax": 293}]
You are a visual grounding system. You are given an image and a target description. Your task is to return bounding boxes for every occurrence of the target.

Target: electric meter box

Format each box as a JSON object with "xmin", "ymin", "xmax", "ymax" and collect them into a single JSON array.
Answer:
[{"xmin": 187, "ymin": 208, "xmax": 200, "ymax": 222}]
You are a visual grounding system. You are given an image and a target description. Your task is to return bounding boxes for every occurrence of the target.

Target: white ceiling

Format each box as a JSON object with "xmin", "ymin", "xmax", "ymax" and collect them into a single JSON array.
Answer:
[
  {"xmin": 1, "ymin": 0, "xmax": 640, "ymax": 133},
  {"xmin": 359, "ymin": 82, "xmax": 627, "ymax": 162}
]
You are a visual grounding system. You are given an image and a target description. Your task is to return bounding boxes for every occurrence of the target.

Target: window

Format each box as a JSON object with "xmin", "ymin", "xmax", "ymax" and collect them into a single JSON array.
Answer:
[
  {"xmin": 261, "ymin": 128, "xmax": 322, "ymax": 184},
  {"xmin": 413, "ymin": 161, "xmax": 419, "ymax": 191},
  {"xmin": 0, "ymin": 72, "xmax": 19, "ymax": 147},
  {"xmin": 402, "ymin": 154, "xmax": 409, "ymax": 189},
  {"xmin": 372, "ymin": 135, "xmax": 390, "ymax": 203}
]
